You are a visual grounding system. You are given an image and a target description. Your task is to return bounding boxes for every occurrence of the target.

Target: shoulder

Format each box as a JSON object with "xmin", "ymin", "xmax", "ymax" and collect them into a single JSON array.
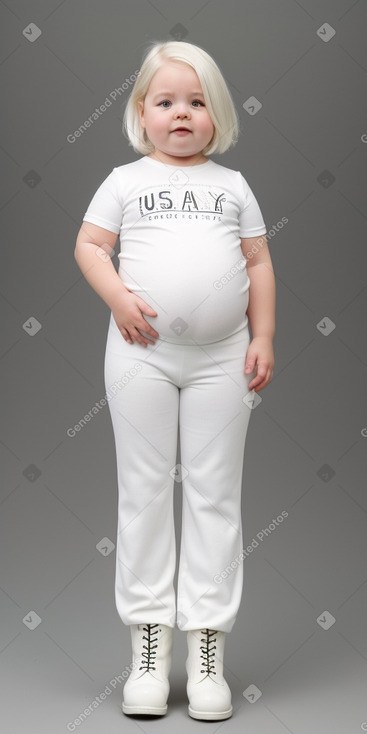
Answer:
[
  {"xmin": 207, "ymin": 160, "xmax": 248, "ymax": 184},
  {"xmin": 112, "ymin": 157, "xmax": 146, "ymax": 176},
  {"xmin": 207, "ymin": 160, "xmax": 239, "ymax": 177},
  {"xmin": 207, "ymin": 160, "xmax": 252, "ymax": 199}
]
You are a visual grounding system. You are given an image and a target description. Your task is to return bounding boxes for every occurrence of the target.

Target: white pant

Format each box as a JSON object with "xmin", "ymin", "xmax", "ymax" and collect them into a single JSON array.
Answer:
[{"xmin": 104, "ymin": 313, "xmax": 255, "ymax": 633}]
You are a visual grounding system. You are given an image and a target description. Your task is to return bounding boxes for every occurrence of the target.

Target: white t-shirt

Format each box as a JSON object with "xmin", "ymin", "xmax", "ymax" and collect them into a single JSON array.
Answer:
[{"xmin": 83, "ymin": 155, "xmax": 267, "ymax": 344}]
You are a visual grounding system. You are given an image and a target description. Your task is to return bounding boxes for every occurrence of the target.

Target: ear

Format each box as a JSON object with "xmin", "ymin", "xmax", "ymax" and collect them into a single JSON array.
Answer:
[{"xmin": 137, "ymin": 100, "xmax": 145, "ymax": 128}]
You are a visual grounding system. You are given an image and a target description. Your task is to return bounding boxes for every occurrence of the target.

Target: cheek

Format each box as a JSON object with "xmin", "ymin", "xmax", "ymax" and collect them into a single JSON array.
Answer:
[
  {"xmin": 202, "ymin": 117, "xmax": 215, "ymax": 137},
  {"xmin": 150, "ymin": 113, "xmax": 168, "ymax": 133},
  {"xmin": 198, "ymin": 112, "xmax": 214, "ymax": 133}
]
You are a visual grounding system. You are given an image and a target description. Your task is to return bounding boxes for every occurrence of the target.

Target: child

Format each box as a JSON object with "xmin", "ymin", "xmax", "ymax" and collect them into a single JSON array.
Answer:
[{"xmin": 74, "ymin": 39, "xmax": 275, "ymax": 721}]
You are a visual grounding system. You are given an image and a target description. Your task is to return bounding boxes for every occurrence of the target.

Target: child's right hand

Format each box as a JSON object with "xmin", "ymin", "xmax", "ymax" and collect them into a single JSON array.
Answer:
[{"xmin": 112, "ymin": 291, "xmax": 159, "ymax": 347}]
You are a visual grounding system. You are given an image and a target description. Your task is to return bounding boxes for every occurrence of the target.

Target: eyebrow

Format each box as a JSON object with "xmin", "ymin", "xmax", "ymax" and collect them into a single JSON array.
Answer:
[{"xmin": 152, "ymin": 91, "xmax": 205, "ymax": 99}]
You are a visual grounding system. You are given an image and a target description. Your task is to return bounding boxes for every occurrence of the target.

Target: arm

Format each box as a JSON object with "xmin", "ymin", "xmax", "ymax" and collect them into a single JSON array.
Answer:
[
  {"xmin": 240, "ymin": 235, "xmax": 276, "ymax": 391},
  {"xmin": 241, "ymin": 235, "xmax": 275, "ymax": 339},
  {"xmin": 74, "ymin": 221, "xmax": 159, "ymax": 346},
  {"xmin": 74, "ymin": 221, "xmax": 129, "ymax": 310}
]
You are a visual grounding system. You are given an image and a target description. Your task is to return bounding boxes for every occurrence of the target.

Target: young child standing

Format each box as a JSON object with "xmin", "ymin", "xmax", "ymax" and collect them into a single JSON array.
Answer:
[{"xmin": 74, "ymin": 40, "xmax": 275, "ymax": 721}]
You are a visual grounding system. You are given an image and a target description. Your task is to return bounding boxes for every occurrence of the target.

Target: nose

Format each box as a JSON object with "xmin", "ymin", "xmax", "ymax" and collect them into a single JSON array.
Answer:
[{"xmin": 173, "ymin": 102, "xmax": 191, "ymax": 118}]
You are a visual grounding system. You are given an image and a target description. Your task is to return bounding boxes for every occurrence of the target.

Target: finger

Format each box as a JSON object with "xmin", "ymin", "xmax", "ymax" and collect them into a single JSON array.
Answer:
[
  {"xmin": 248, "ymin": 366, "xmax": 271, "ymax": 390},
  {"xmin": 119, "ymin": 328, "xmax": 133, "ymax": 344},
  {"xmin": 253, "ymin": 370, "xmax": 273, "ymax": 392},
  {"xmin": 249, "ymin": 380, "xmax": 262, "ymax": 391},
  {"xmin": 137, "ymin": 299, "xmax": 158, "ymax": 316},
  {"xmin": 131, "ymin": 327, "xmax": 156, "ymax": 346},
  {"xmin": 122, "ymin": 326, "xmax": 144, "ymax": 346},
  {"xmin": 244, "ymin": 359, "xmax": 256, "ymax": 373},
  {"xmin": 245, "ymin": 365, "xmax": 266, "ymax": 384},
  {"xmin": 140, "ymin": 320, "xmax": 159, "ymax": 339},
  {"xmin": 247, "ymin": 374, "xmax": 262, "ymax": 390}
]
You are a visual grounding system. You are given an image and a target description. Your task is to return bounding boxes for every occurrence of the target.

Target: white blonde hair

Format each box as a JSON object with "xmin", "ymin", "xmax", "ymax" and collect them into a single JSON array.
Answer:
[{"xmin": 123, "ymin": 40, "xmax": 240, "ymax": 155}]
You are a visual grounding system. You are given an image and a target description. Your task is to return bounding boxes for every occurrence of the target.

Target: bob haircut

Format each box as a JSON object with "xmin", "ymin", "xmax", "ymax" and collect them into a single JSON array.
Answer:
[{"xmin": 122, "ymin": 40, "xmax": 240, "ymax": 156}]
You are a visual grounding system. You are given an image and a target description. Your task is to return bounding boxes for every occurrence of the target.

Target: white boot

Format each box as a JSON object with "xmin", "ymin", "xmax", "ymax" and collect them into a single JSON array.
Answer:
[
  {"xmin": 122, "ymin": 623, "xmax": 174, "ymax": 716},
  {"xmin": 186, "ymin": 628, "xmax": 233, "ymax": 720}
]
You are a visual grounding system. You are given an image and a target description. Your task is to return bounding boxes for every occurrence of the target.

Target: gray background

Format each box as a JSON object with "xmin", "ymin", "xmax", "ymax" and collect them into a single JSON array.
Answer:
[{"xmin": 1, "ymin": 0, "xmax": 367, "ymax": 732}]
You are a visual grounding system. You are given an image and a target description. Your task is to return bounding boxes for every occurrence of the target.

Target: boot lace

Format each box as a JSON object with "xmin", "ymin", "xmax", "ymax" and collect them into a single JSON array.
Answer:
[
  {"xmin": 139, "ymin": 623, "xmax": 159, "ymax": 672},
  {"xmin": 199, "ymin": 628, "xmax": 217, "ymax": 675}
]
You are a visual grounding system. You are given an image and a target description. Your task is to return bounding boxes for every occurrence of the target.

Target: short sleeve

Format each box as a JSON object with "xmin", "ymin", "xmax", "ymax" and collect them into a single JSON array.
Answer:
[
  {"xmin": 82, "ymin": 168, "xmax": 123, "ymax": 234},
  {"xmin": 237, "ymin": 172, "xmax": 267, "ymax": 238}
]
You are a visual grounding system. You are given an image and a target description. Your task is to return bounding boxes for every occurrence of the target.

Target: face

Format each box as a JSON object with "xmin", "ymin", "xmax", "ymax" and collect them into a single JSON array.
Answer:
[{"xmin": 138, "ymin": 61, "xmax": 215, "ymax": 166}]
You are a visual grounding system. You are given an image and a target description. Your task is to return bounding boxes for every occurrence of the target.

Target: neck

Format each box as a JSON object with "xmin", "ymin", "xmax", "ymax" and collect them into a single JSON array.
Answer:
[{"xmin": 148, "ymin": 151, "xmax": 208, "ymax": 167}]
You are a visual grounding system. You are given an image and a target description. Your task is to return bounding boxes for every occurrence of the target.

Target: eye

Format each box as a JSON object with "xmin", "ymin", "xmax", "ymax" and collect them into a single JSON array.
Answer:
[{"xmin": 157, "ymin": 99, "xmax": 205, "ymax": 108}]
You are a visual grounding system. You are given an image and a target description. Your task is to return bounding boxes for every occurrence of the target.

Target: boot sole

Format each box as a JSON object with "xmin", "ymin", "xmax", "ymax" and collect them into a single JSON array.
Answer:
[
  {"xmin": 122, "ymin": 702, "xmax": 167, "ymax": 716},
  {"xmin": 188, "ymin": 705, "xmax": 232, "ymax": 720}
]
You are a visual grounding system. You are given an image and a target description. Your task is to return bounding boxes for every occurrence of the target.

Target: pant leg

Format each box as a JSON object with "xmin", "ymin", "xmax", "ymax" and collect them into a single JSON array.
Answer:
[
  {"xmin": 176, "ymin": 327, "xmax": 254, "ymax": 634},
  {"xmin": 104, "ymin": 315, "xmax": 181, "ymax": 628}
]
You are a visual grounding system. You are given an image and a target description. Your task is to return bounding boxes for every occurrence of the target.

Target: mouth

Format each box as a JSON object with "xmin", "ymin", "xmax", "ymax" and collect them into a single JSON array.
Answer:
[{"xmin": 172, "ymin": 127, "xmax": 191, "ymax": 132}]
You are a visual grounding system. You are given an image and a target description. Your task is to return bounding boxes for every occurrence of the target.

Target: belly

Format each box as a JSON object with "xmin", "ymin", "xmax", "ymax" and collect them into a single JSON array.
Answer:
[{"xmin": 118, "ymin": 243, "xmax": 250, "ymax": 345}]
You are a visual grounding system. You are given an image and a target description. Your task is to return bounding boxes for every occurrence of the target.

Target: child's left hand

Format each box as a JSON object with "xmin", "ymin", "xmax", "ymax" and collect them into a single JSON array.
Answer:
[{"xmin": 244, "ymin": 337, "xmax": 274, "ymax": 392}]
